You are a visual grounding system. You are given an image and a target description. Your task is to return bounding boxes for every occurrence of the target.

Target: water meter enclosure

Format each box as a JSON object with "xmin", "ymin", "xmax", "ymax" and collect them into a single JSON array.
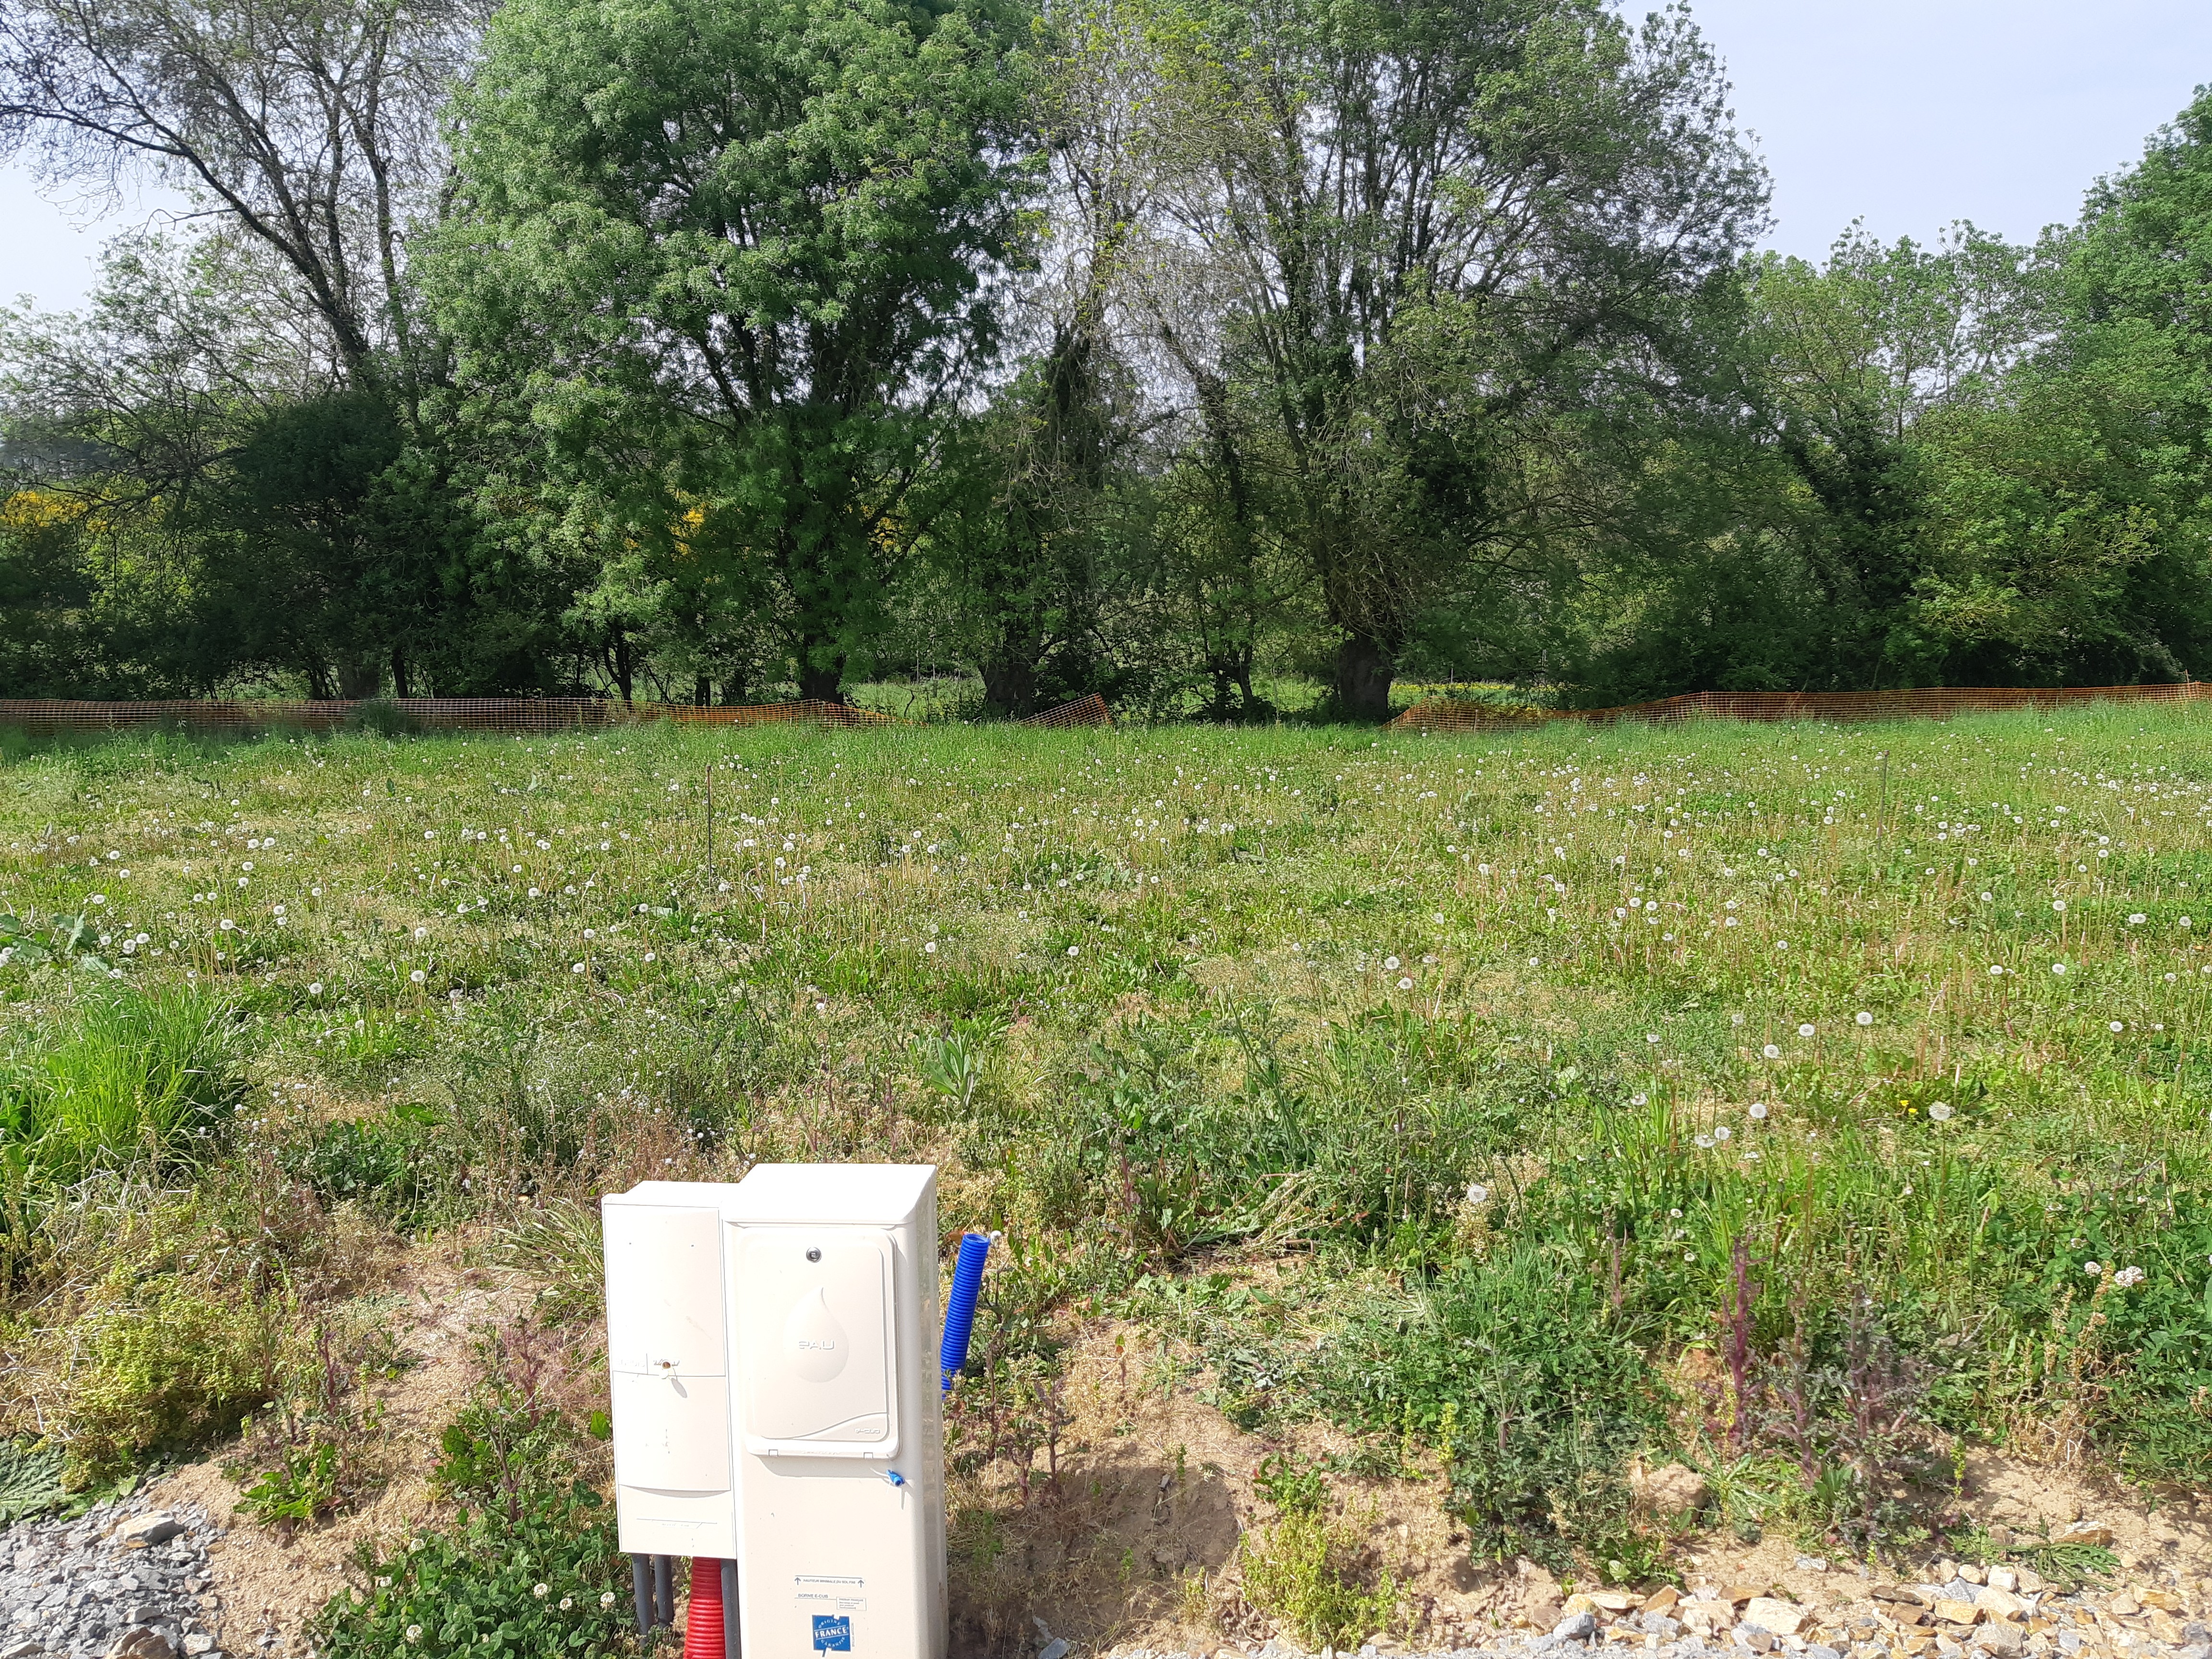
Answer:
[{"xmin": 603, "ymin": 1166, "xmax": 946, "ymax": 1659}]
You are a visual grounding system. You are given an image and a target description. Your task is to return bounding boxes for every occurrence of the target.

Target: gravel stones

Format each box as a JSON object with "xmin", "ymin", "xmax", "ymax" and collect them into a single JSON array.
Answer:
[
  {"xmin": 0, "ymin": 1494, "xmax": 225, "ymax": 1659},
  {"xmin": 1097, "ymin": 1569, "xmax": 2212, "ymax": 1659}
]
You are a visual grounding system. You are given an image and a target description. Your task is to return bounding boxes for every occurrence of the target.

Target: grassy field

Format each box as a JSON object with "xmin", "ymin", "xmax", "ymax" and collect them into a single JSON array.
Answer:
[{"xmin": 0, "ymin": 704, "xmax": 2209, "ymax": 1649}]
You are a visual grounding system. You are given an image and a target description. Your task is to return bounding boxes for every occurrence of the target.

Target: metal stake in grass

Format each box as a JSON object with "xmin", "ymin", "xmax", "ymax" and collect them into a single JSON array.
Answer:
[
  {"xmin": 704, "ymin": 764, "xmax": 715, "ymax": 879},
  {"xmin": 1875, "ymin": 749, "xmax": 1890, "ymax": 842}
]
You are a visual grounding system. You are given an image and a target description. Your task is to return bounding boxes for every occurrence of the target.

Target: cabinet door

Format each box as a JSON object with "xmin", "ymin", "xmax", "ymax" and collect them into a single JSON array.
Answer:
[
  {"xmin": 612, "ymin": 1370, "xmax": 732, "ymax": 1491},
  {"xmin": 604, "ymin": 1204, "xmax": 725, "ymax": 1376},
  {"xmin": 737, "ymin": 1229, "xmax": 898, "ymax": 1455}
]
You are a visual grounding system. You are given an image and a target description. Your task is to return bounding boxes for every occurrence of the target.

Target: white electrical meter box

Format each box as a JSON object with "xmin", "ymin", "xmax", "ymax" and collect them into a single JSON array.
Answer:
[
  {"xmin": 602, "ymin": 1181, "xmax": 740, "ymax": 1559},
  {"xmin": 726, "ymin": 1164, "xmax": 944, "ymax": 1659}
]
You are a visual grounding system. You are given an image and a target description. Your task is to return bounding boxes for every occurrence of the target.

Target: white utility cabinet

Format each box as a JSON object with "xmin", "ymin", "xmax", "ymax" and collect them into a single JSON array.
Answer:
[
  {"xmin": 727, "ymin": 1163, "xmax": 943, "ymax": 1659},
  {"xmin": 603, "ymin": 1180, "xmax": 740, "ymax": 1560},
  {"xmin": 602, "ymin": 1165, "xmax": 945, "ymax": 1659}
]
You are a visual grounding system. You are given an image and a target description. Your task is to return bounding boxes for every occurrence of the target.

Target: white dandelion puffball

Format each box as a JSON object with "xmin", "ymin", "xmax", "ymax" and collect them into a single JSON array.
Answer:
[
  {"xmin": 1466, "ymin": 1183, "xmax": 1490, "ymax": 1206},
  {"xmin": 1798, "ymin": 1022, "xmax": 1815, "ymax": 1038},
  {"xmin": 2052, "ymin": 900, "xmax": 2066, "ymax": 913},
  {"xmin": 2052, "ymin": 962, "xmax": 2067, "ymax": 975},
  {"xmin": 1927, "ymin": 1103, "xmax": 1954, "ymax": 1121},
  {"xmin": 571, "ymin": 962, "xmax": 586, "ymax": 974},
  {"xmin": 1384, "ymin": 955, "xmax": 1400, "ymax": 970},
  {"xmin": 1989, "ymin": 964, "xmax": 2005, "ymax": 976},
  {"xmin": 1715, "ymin": 1126, "xmax": 1731, "ymax": 1141},
  {"xmin": 2129, "ymin": 913, "xmax": 2147, "ymax": 925},
  {"xmin": 2110, "ymin": 1021, "xmax": 2124, "ymax": 1033},
  {"xmin": 1763, "ymin": 1044, "xmax": 1781, "ymax": 1059},
  {"xmin": 409, "ymin": 969, "xmax": 426, "ymax": 985},
  {"xmin": 1748, "ymin": 1102, "xmax": 1768, "ymax": 1120},
  {"xmin": 1066, "ymin": 944, "xmax": 1080, "ymax": 957},
  {"xmin": 1855, "ymin": 1011, "xmax": 1873, "ymax": 1026},
  {"xmin": 924, "ymin": 941, "xmax": 937, "ymax": 954},
  {"xmin": 1631, "ymin": 1093, "xmax": 1648, "ymax": 1106},
  {"xmin": 309, "ymin": 982, "xmax": 323, "ymax": 995},
  {"xmin": 1397, "ymin": 976, "xmax": 1413, "ymax": 990}
]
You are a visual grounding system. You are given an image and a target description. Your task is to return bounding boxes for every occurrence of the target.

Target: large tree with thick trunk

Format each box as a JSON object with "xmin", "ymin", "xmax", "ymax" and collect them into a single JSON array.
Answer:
[
  {"xmin": 1134, "ymin": 0, "xmax": 1766, "ymax": 715},
  {"xmin": 428, "ymin": 0, "xmax": 1032, "ymax": 701}
]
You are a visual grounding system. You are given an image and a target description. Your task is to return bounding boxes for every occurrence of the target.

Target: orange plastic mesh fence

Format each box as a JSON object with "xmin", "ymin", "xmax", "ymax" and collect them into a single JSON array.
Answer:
[
  {"xmin": 1016, "ymin": 693, "xmax": 1114, "ymax": 729},
  {"xmin": 661, "ymin": 699, "xmax": 903, "ymax": 728},
  {"xmin": 1389, "ymin": 681, "xmax": 2212, "ymax": 733},
  {"xmin": 0, "ymin": 697, "xmax": 909, "ymax": 735},
  {"xmin": 0, "ymin": 693, "xmax": 1112, "ymax": 735}
]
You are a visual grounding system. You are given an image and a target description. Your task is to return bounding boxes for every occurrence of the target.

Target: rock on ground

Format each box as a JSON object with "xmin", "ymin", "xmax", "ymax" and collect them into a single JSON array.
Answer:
[
  {"xmin": 1100, "ymin": 1567, "xmax": 2212, "ymax": 1659},
  {"xmin": 0, "ymin": 1495, "xmax": 227, "ymax": 1659}
]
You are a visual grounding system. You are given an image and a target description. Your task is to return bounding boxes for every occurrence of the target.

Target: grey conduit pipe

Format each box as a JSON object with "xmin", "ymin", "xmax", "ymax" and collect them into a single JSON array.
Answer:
[
  {"xmin": 721, "ymin": 1559, "xmax": 742, "ymax": 1659},
  {"xmin": 654, "ymin": 1553, "xmax": 676, "ymax": 1626},
  {"xmin": 632, "ymin": 1556, "xmax": 654, "ymax": 1635}
]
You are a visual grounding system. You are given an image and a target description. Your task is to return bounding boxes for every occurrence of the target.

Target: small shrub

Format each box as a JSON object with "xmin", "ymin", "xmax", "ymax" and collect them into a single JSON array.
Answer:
[
  {"xmin": 238, "ymin": 1441, "xmax": 339, "ymax": 1526},
  {"xmin": 282, "ymin": 1103, "xmax": 445, "ymax": 1224},
  {"xmin": 1237, "ymin": 1461, "xmax": 1398, "ymax": 1650},
  {"xmin": 62, "ymin": 1276, "xmax": 284, "ymax": 1485},
  {"xmin": 1313, "ymin": 1245, "xmax": 1665, "ymax": 1572},
  {"xmin": 314, "ymin": 1343, "xmax": 627, "ymax": 1659}
]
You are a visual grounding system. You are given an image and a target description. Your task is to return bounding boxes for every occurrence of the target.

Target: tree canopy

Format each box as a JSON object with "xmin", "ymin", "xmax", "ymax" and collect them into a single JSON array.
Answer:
[{"xmin": 0, "ymin": 0, "xmax": 2209, "ymax": 711}]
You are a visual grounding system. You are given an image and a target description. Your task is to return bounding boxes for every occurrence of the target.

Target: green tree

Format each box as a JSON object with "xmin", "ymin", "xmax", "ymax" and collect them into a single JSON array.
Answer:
[
  {"xmin": 1129, "ymin": 0, "xmax": 1766, "ymax": 715},
  {"xmin": 430, "ymin": 0, "xmax": 1034, "ymax": 701},
  {"xmin": 1737, "ymin": 224, "xmax": 2049, "ymax": 685}
]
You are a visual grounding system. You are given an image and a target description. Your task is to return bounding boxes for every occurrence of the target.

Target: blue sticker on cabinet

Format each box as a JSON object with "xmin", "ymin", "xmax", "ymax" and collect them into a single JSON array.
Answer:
[{"xmin": 812, "ymin": 1613, "xmax": 853, "ymax": 1652}]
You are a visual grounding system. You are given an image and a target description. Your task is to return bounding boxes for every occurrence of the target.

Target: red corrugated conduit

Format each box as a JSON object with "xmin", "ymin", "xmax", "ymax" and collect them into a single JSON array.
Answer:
[{"xmin": 684, "ymin": 1557, "xmax": 728, "ymax": 1657}]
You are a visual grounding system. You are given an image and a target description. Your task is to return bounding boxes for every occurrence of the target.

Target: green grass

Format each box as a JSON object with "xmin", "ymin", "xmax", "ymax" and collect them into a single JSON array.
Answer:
[
  {"xmin": 2, "ymin": 702, "xmax": 2211, "ymax": 1561},
  {"xmin": 0, "ymin": 987, "xmax": 244, "ymax": 1191}
]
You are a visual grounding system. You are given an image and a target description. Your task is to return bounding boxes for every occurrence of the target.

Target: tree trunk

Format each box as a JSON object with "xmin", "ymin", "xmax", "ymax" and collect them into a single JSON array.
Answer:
[
  {"xmin": 796, "ymin": 651, "xmax": 844, "ymax": 702},
  {"xmin": 612, "ymin": 632, "xmax": 634, "ymax": 706},
  {"xmin": 338, "ymin": 656, "xmax": 382, "ymax": 698},
  {"xmin": 1334, "ymin": 633, "xmax": 1394, "ymax": 721},
  {"xmin": 391, "ymin": 646, "xmax": 413, "ymax": 699},
  {"xmin": 979, "ymin": 651, "xmax": 1037, "ymax": 718},
  {"xmin": 693, "ymin": 674, "xmax": 710, "ymax": 706}
]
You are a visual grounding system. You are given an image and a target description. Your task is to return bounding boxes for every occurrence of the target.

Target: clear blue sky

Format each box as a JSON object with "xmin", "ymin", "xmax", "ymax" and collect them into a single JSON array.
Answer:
[
  {"xmin": 0, "ymin": 0, "xmax": 2208, "ymax": 312},
  {"xmin": 1693, "ymin": 0, "xmax": 2212, "ymax": 258}
]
